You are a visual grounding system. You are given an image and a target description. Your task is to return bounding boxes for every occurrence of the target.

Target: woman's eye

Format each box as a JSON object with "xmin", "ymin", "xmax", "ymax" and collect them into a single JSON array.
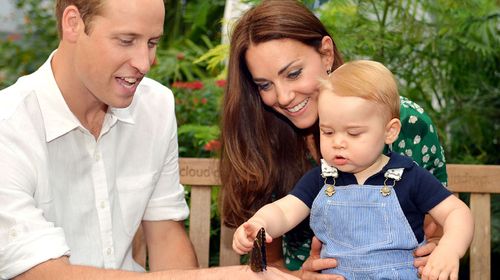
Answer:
[
  {"xmin": 287, "ymin": 69, "xmax": 302, "ymax": 79},
  {"xmin": 257, "ymin": 82, "xmax": 271, "ymax": 91}
]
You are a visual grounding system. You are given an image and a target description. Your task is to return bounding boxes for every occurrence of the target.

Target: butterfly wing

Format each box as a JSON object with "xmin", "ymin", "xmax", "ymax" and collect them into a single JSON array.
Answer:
[{"xmin": 249, "ymin": 227, "xmax": 267, "ymax": 272}]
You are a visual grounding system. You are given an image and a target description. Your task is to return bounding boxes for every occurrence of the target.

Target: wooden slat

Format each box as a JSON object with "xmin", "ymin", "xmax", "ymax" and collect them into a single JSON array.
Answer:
[
  {"xmin": 179, "ymin": 158, "xmax": 221, "ymax": 185},
  {"xmin": 189, "ymin": 185, "xmax": 212, "ymax": 268},
  {"xmin": 219, "ymin": 224, "xmax": 240, "ymax": 266},
  {"xmin": 447, "ymin": 164, "xmax": 500, "ymax": 193},
  {"xmin": 469, "ymin": 193, "xmax": 491, "ymax": 280}
]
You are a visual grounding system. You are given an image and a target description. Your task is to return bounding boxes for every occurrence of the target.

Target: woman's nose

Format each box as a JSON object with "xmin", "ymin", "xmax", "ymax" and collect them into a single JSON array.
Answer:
[{"xmin": 275, "ymin": 84, "xmax": 294, "ymax": 107}]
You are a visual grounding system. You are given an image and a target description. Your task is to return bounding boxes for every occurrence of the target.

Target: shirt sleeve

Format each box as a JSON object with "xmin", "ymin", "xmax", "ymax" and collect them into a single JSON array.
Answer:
[
  {"xmin": 389, "ymin": 97, "xmax": 448, "ymax": 185},
  {"xmin": 0, "ymin": 124, "xmax": 70, "ymax": 279},
  {"xmin": 411, "ymin": 165, "xmax": 452, "ymax": 213},
  {"xmin": 289, "ymin": 167, "xmax": 323, "ymax": 208},
  {"xmin": 142, "ymin": 87, "xmax": 189, "ymax": 221}
]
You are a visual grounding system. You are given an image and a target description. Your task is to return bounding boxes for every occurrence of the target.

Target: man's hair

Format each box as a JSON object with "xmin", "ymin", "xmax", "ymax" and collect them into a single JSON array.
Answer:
[
  {"xmin": 321, "ymin": 60, "xmax": 400, "ymax": 120},
  {"xmin": 55, "ymin": 0, "xmax": 105, "ymax": 38}
]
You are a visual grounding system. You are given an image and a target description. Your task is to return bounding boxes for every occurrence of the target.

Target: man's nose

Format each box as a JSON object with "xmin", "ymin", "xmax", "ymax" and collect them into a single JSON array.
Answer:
[{"xmin": 130, "ymin": 45, "xmax": 153, "ymax": 74}]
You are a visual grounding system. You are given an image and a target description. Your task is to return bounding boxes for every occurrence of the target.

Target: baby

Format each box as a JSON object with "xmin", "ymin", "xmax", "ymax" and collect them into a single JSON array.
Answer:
[{"xmin": 233, "ymin": 60, "xmax": 474, "ymax": 280}]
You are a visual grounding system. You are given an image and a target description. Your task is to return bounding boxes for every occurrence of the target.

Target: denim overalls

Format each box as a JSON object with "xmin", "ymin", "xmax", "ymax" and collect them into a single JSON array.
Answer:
[{"xmin": 310, "ymin": 163, "xmax": 420, "ymax": 279}]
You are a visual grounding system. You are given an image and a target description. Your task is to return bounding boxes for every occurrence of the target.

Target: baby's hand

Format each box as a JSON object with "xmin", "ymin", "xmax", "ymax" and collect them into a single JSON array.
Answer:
[
  {"xmin": 420, "ymin": 244, "xmax": 460, "ymax": 280},
  {"xmin": 232, "ymin": 221, "xmax": 272, "ymax": 255}
]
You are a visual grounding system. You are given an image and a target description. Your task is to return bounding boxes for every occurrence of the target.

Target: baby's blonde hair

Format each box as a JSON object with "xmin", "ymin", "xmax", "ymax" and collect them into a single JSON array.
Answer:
[{"xmin": 320, "ymin": 60, "xmax": 400, "ymax": 120}]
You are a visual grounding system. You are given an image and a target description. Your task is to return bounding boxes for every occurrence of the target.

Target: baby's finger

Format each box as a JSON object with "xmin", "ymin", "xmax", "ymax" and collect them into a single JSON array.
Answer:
[
  {"xmin": 437, "ymin": 270, "xmax": 450, "ymax": 280},
  {"xmin": 423, "ymin": 265, "xmax": 440, "ymax": 280},
  {"xmin": 242, "ymin": 222, "xmax": 256, "ymax": 237},
  {"xmin": 265, "ymin": 232, "xmax": 273, "ymax": 243},
  {"xmin": 448, "ymin": 267, "xmax": 459, "ymax": 280},
  {"xmin": 232, "ymin": 237, "xmax": 251, "ymax": 255},
  {"xmin": 237, "ymin": 228, "xmax": 255, "ymax": 247}
]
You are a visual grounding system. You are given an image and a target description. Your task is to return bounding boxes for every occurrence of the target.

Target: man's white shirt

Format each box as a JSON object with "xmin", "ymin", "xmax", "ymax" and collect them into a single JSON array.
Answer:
[{"xmin": 0, "ymin": 51, "xmax": 189, "ymax": 279}]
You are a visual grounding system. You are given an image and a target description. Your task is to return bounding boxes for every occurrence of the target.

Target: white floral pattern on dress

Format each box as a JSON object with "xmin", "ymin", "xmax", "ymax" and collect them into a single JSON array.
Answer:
[
  {"xmin": 413, "ymin": 135, "xmax": 421, "ymax": 145},
  {"xmin": 398, "ymin": 140, "xmax": 406, "ymax": 148},
  {"xmin": 409, "ymin": 115, "xmax": 418, "ymax": 124},
  {"xmin": 423, "ymin": 154, "xmax": 430, "ymax": 163},
  {"xmin": 422, "ymin": 145, "xmax": 428, "ymax": 154},
  {"xmin": 405, "ymin": 149, "xmax": 413, "ymax": 157}
]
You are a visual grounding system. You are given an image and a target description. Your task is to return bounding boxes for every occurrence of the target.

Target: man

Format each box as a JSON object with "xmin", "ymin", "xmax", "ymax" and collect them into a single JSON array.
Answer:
[{"xmin": 0, "ymin": 1, "xmax": 297, "ymax": 279}]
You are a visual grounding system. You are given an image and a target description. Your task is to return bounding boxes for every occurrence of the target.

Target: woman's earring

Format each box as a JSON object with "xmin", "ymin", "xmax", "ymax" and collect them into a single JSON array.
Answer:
[{"xmin": 326, "ymin": 68, "xmax": 333, "ymax": 76}]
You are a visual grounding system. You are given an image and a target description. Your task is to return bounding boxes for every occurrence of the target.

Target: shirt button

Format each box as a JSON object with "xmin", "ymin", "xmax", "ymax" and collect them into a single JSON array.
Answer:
[
  {"xmin": 100, "ymin": 201, "xmax": 106, "ymax": 209},
  {"xmin": 94, "ymin": 153, "xmax": 101, "ymax": 161},
  {"xmin": 9, "ymin": 229, "xmax": 17, "ymax": 239},
  {"xmin": 106, "ymin": 247, "xmax": 112, "ymax": 255}
]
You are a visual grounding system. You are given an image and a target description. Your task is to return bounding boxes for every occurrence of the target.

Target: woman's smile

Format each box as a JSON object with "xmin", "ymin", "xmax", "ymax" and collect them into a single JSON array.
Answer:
[{"xmin": 286, "ymin": 97, "xmax": 310, "ymax": 113}]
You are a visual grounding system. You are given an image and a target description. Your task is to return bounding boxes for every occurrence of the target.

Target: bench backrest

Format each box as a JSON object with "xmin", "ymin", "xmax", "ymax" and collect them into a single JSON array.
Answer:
[{"xmin": 135, "ymin": 158, "xmax": 500, "ymax": 280}]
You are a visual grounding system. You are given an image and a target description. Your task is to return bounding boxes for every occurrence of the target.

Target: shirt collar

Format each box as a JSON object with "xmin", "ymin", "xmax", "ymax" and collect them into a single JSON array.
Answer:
[
  {"xmin": 35, "ymin": 50, "xmax": 136, "ymax": 142},
  {"xmin": 35, "ymin": 51, "xmax": 80, "ymax": 142},
  {"xmin": 109, "ymin": 104, "xmax": 135, "ymax": 124},
  {"xmin": 383, "ymin": 152, "xmax": 414, "ymax": 171}
]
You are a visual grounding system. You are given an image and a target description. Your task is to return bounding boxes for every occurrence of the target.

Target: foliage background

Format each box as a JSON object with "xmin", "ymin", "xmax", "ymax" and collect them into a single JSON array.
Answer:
[{"xmin": 0, "ymin": 0, "xmax": 499, "ymax": 276}]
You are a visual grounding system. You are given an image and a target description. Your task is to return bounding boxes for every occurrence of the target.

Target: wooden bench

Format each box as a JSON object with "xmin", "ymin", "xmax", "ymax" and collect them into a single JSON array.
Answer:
[{"xmin": 134, "ymin": 158, "xmax": 500, "ymax": 280}]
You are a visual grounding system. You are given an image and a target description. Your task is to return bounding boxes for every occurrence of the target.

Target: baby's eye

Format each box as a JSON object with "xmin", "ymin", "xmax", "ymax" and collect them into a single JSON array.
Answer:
[{"xmin": 348, "ymin": 131, "xmax": 362, "ymax": 137}]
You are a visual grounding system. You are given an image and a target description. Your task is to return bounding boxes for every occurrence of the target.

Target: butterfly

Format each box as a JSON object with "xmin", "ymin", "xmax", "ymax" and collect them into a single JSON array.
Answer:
[{"xmin": 249, "ymin": 227, "xmax": 267, "ymax": 272}]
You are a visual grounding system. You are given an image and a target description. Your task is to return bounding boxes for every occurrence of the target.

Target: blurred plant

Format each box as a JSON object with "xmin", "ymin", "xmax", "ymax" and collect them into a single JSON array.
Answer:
[
  {"xmin": 0, "ymin": 0, "xmax": 57, "ymax": 88},
  {"xmin": 319, "ymin": 0, "xmax": 500, "ymax": 166},
  {"xmin": 162, "ymin": 0, "xmax": 225, "ymax": 48},
  {"xmin": 149, "ymin": 0, "xmax": 225, "ymax": 84},
  {"xmin": 171, "ymin": 79, "xmax": 225, "ymax": 158},
  {"xmin": 148, "ymin": 35, "xmax": 225, "ymax": 85},
  {"xmin": 194, "ymin": 43, "xmax": 229, "ymax": 80}
]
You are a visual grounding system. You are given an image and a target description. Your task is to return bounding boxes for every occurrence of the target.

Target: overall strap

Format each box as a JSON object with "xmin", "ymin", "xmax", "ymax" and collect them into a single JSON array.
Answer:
[
  {"xmin": 381, "ymin": 168, "xmax": 405, "ymax": 196},
  {"xmin": 320, "ymin": 159, "xmax": 338, "ymax": 197}
]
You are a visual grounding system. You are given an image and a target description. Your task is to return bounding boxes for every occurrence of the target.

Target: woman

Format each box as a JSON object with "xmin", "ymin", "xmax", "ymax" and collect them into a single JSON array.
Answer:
[{"xmin": 220, "ymin": 0, "xmax": 447, "ymax": 279}]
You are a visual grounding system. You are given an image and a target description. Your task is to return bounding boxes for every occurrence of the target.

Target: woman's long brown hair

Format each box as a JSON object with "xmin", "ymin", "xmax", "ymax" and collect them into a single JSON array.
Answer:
[{"xmin": 220, "ymin": 0, "xmax": 344, "ymax": 228}]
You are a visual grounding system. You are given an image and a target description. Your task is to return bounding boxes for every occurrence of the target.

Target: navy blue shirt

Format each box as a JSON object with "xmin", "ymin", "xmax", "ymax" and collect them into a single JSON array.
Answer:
[{"xmin": 290, "ymin": 153, "xmax": 452, "ymax": 242}]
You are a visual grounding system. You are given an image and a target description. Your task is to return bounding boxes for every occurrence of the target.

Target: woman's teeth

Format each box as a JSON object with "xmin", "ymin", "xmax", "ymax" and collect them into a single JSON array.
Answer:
[{"xmin": 287, "ymin": 97, "xmax": 309, "ymax": 113}]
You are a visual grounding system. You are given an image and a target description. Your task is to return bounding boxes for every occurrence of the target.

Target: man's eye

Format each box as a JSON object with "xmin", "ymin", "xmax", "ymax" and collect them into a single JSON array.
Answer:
[
  {"xmin": 148, "ymin": 40, "xmax": 159, "ymax": 48},
  {"xmin": 119, "ymin": 39, "xmax": 133, "ymax": 45}
]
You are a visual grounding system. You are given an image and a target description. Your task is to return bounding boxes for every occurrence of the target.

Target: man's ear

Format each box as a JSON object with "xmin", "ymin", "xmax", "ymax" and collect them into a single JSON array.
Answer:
[
  {"xmin": 385, "ymin": 118, "xmax": 401, "ymax": 145},
  {"xmin": 61, "ymin": 5, "xmax": 83, "ymax": 42}
]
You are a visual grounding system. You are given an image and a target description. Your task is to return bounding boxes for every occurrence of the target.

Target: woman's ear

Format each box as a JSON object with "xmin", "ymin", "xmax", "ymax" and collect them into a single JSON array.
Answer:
[
  {"xmin": 385, "ymin": 118, "xmax": 401, "ymax": 145},
  {"xmin": 61, "ymin": 5, "xmax": 83, "ymax": 42},
  {"xmin": 320, "ymin": 36, "xmax": 334, "ymax": 72}
]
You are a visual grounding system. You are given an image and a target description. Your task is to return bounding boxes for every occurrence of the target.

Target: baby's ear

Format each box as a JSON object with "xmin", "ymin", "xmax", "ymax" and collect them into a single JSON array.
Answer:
[{"xmin": 385, "ymin": 118, "xmax": 401, "ymax": 144}]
